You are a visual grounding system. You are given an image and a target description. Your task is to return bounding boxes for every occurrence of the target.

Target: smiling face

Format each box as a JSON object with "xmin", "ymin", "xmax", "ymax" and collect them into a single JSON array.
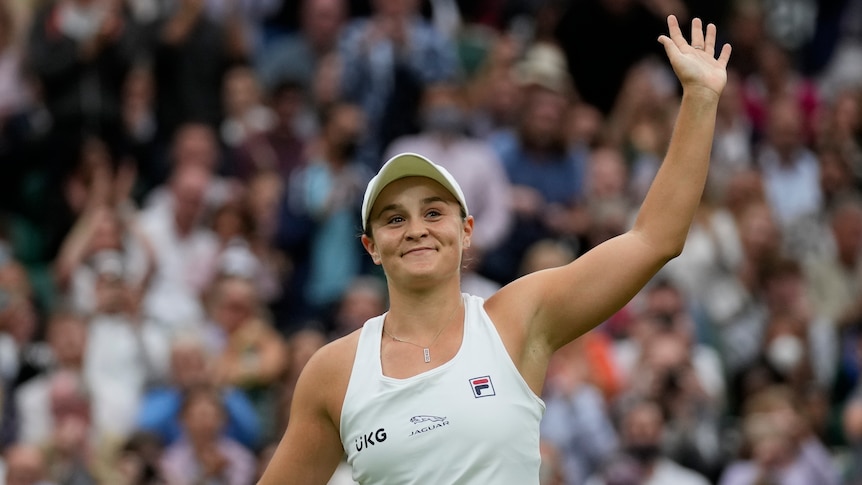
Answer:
[{"xmin": 362, "ymin": 176, "xmax": 472, "ymax": 289}]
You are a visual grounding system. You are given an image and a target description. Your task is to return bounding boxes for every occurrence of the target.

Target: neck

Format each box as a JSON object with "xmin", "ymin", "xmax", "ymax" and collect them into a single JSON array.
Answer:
[{"xmin": 384, "ymin": 286, "xmax": 463, "ymax": 338}]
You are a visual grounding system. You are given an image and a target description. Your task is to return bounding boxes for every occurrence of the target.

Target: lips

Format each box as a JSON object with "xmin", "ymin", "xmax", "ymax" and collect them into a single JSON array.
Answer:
[{"xmin": 402, "ymin": 247, "xmax": 435, "ymax": 256}]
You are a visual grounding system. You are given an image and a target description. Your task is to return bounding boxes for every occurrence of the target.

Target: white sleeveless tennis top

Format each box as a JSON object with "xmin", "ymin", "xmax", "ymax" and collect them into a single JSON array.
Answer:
[{"xmin": 340, "ymin": 293, "xmax": 545, "ymax": 484}]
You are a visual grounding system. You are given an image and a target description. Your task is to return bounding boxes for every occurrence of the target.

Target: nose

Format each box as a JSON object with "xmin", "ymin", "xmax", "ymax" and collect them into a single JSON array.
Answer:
[{"xmin": 404, "ymin": 218, "xmax": 428, "ymax": 240}]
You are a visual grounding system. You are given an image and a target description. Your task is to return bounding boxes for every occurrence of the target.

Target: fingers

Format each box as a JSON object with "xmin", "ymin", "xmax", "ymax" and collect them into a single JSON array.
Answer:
[
  {"xmin": 704, "ymin": 22, "xmax": 717, "ymax": 55},
  {"xmin": 665, "ymin": 14, "xmax": 684, "ymax": 48},
  {"xmin": 663, "ymin": 15, "xmax": 731, "ymax": 60},
  {"xmin": 717, "ymin": 42, "xmax": 733, "ymax": 67},
  {"xmin": 690, "ymin": 17, "xmax": 705, "ymax": 50}
]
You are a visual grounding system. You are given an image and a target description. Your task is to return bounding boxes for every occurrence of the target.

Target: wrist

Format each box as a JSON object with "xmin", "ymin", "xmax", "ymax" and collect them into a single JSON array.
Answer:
[{"xmin": 680, "ymin": 86, "xmax": 721, "ymax": 105}]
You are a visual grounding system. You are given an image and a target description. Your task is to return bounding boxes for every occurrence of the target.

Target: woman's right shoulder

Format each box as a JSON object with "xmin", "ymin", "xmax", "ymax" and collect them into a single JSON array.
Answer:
[
  {"xmin": 302, "ymin": 328, "xmax": 363, "ymax": 381},
  {"xmin": 297, "ymin": 329, "xmax": 363, "ymax": 421}
]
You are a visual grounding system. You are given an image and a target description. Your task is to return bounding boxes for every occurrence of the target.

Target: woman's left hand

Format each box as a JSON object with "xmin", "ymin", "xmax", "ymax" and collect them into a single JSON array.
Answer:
[{"xmin": 657, "ymin": 15, "xmax": 732, "ymax": 99}]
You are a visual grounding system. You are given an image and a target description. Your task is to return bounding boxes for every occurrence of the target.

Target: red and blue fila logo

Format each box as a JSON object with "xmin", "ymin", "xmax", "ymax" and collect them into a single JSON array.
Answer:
[{"xmin": 469, "ymin": 376, "xmax": 495, "ymax": 398}]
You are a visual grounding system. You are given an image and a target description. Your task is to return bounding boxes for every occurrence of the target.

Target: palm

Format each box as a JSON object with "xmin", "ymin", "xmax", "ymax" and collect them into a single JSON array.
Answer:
[{"xmin": 659, "ymin": 15, "xmax": 731, "ymax": 98}]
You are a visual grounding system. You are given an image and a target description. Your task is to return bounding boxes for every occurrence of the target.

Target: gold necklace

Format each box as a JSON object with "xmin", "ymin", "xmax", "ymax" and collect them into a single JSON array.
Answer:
[{"xmin": 383, "ymin": 296, "xmax": 463, "ymax": 363}]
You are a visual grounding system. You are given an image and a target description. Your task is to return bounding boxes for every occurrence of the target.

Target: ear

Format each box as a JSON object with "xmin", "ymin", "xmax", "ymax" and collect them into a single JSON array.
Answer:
[
  {"xmin": 361, "ymin": 234, "xmax": 382, "ymax": 265},
  {"xmin": 462, "ymin": 215, "xmax": 474, "ymax": 249}
]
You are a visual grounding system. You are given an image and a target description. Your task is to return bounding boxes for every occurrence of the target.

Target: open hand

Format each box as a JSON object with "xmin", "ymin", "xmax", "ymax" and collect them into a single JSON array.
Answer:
[{"xmin": 657, "ymin": 15, "xmax": 731, "ymax": 99}]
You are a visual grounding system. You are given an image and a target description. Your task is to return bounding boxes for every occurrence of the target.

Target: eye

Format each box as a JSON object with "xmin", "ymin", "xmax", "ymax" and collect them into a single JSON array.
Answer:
[
  {"xmin": 386, "ymin": 215, "xmax": 405, "ymax": 225},
  {"xmin": 425, "ymin": 209, "xmax": 442, "ymax": 218}
]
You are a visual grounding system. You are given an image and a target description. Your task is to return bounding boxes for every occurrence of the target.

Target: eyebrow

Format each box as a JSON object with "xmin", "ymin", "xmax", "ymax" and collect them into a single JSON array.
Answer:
[{"xmin": 374, "ymin": 196, "xmax": 452, "ymax": 220}]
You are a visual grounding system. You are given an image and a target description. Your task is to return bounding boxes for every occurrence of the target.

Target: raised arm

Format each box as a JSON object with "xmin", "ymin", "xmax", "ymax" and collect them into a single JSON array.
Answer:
[{"xmin": 489, "ymin": 16, "xmax": 731, "ymax": 365}]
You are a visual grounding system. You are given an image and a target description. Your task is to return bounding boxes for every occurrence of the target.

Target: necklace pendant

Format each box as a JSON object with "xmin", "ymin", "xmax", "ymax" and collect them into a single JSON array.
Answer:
[{"xmin": 423, "ymin": 348, "xmax": 431, "ymax": 363}]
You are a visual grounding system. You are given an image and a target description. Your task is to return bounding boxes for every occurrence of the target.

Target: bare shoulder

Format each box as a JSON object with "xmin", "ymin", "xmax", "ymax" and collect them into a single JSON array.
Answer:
[
  {"xmin": 483, "ymin": 271, "xmax": 546, "ymax": 331},
  {"xmin": 304, "ymin": 329, "xmax": 362, "ymax": 385},
  {"xmin": 297, "ymin": 329, "xmax": 363, "ymax": 422}
]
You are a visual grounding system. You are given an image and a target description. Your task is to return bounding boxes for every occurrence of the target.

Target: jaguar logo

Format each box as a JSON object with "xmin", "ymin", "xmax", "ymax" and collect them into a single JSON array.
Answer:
[{"xmin": 410, "ymin": 415, "xmax": 446, "ymax": 424}]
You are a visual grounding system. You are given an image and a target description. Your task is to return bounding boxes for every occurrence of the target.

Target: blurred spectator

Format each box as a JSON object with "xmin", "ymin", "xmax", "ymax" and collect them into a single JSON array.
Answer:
[
  {"xmin": 229, "ymin": 80, "xmax": 308, "ymax": 183},
  {"xmin": 803, "ymin": 194, "xmax": 862, "ymax": 328},
  {"xmin": 719, "ymin": 385, "xmax": 840, "ymax": 485},
  {"xmin": 159, "ymin": 384, "xmax": 257, "ymax": 485},
  {"xmin": 483, "ymin": 80, "xmax": 586, "ymax": 284},
  {"xmin": 539, "ymin": 439, "xmax": 567, "ymax": 485},
  {"xmin": 0, "ymin": 288, "xmax": 41, "ymax": 390},
  {"xmin": 564, "ymin": 101, "xmax": 605, "ymax": 151},
  {"xmin": 289, "ymin": 101, "xmax": 371, "ymax": 316},
  {"xmin": 723, "ymin": 167, "xmax": 768, "ymax": 222},
  {"xmin": 840, "ymin": 391, "xmax": 862, "ymax": 484},
  {"xmin": 142, "ymin": 122, "xmax": 237, "ymax": 214},
  {"xmin": 466, "ymin": 31, "xmax": 522, "ymax": 139},
  {"xmin": 310, "ymin": 50, "xmax": 344, "ymax": 111},
  {"xmin": 26, "ymin": 0, "xmax": 141, "ymax": 152},
  {"xmin": 586, "ymin": 397, "xmax": 710, "ymax": 485},
  {"xmin": 41, "ymin": 369, "xmax": 98, "ymax": 485},
  {"xmin": 614, "ymin": 280, "xmax": 727, "ymax": 479},
  {"xmin": 112, "ymin": 431, "xmax": 166, "ymax": 485},
  {"xmin": 240, "ymin": 171, "xmax": 289, "ymax": 303},
  {"xmin": 581, "ymin": 144, "xmax": 637, "ymax": 251},
  {"xmin": 200, "ymin": 0, "xmax": 278, "ymax": 57},
  {"xmin": 31, "ymin": 135, "xmax": 132, "ymax": 269},
  {"xmin": 219, "ymin": 64, "xmax": 275, "ymax": 149},
  {"xmin": 82, "ymin": 248, "xmax": 170, "ymax": 446},
  {"xmin": 207, "ymin": 275, "xmax": 287, "ymax": 443},
  {"xmin": 53, "ymin": 197, "xmax": 155, "ymax": 318},
  {"xmin": 760, "ymin": 258, "xmax": 837, "ymax": 395},
  {"xmin": 205, "ymin": 190, "xmax": 285, "ymax": 308},
  {"xmin": 616, "ymin": 279, "xmax": 727, "ymax": 405},
  {"xmin": 756, "ymin": 95, "xmax": 823, "ymax": 256},
  {"xmin": 385, "ymin": 79, "xmax": 514, "ymax": 264},
  {"xmin": 207, "ymin": 200, "xmax": 261, "ymax": 280},
  {"xmin": 801, "ymin": 194, "xmax": 862, "ymax": 400},
  {"xmin": 135, "ymin": 333, "xmax": 260, "ymax": 451},
  {"xmin": 724, "ymin": 0, "xmax": 766, "ymax": 78},
  {"xmin": 542, "ymin": 338, "xmax": 618, "ymax": 485},
  {"xmin": 1, "ymin": 443, "xmax": 57, "ymax": 485},
  {"xmin": 152, "ymin": 0, "xmax": 246, "ymax": 136},
  {"xmin": 137, "ymin": 161, "xmax": 220, "ymax": 334},
  {"xmin": 326, "ymin": 275, "xmax": 387, "ymax": 340},
  {"xmin": 256, "ymin": 0, "xmax": 347, "ymax": 93},
  {"xmin": 119, "ymin": 63, "xmax": 161, "ymax": 197},
  {"xmin": 337, "ymin": 0, "xmax": 460, "ymax": 169},
  {"xmin": 718, "ymin": 200, "xmax": 783, "ymax": 375},
  {"xmin": 0, "ymin": 1, "xmax": 31, "ymax": 121},
  {"xmin": 14, "ymin": 311, "xmax": 87, "ymax": 446},
  {"xmin": 816, "ymin": 0, "xmax": 862, "ymax": 96},
  {"xmin": 814, "ymin": 89, "xmax": 862, "ymax": 184},
  {"xmin": 742, "ymin": 37, "xmax": 821, "ymax": 145},
  {"xmin": 817, "ymin": 142, "xmax": 860, "ymax": 213},
  {"xmin": 603, "ymin": 58, "xmax": 678, "ymax": 199},
  {"xmin": 662, "ymin": 184, "xmax": 745, "ymax": 337}
]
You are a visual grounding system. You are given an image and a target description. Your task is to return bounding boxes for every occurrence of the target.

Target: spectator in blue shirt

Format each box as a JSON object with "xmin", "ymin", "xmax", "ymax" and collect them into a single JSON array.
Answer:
[{"xmin": 135, "ymin": 334, "xmax": 261, "ymax": 451}]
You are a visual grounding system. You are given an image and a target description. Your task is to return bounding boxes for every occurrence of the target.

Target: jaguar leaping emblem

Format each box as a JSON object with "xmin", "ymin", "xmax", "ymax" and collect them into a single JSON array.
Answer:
[{"xmin": 410, "ymin": 415, "xmax": 446, "ymax": 424}]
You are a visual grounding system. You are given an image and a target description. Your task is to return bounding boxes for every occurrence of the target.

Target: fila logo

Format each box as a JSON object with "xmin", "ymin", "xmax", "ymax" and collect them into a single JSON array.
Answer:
[{"xmin": 469, "ymin": 375, "xmax": 495, "ymax": 398}]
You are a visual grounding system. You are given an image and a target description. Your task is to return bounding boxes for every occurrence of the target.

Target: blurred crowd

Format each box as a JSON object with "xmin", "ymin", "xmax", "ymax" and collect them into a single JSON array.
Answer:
[{"xmin": 1, "ymin": 0, "xmax": 862, "ymax": 483}]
